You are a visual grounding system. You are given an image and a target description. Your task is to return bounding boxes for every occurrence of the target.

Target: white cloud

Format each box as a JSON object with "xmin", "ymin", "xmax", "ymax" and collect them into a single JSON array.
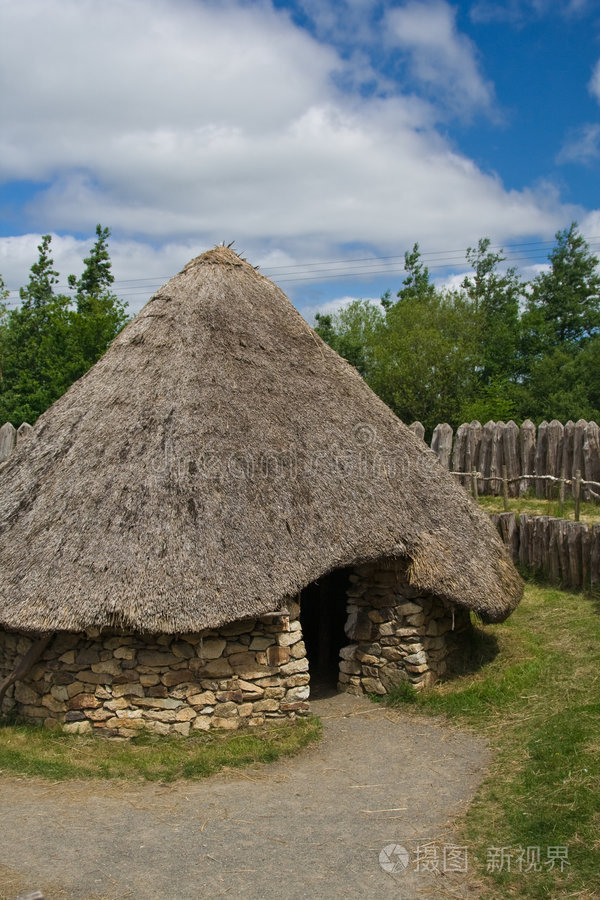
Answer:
[
  {"xmin": 385, "ymin": 0, "xmax": 495, "ymax": 116},
  {"xmin": 0, "ymin": 0, "xmax": 584, "ymax": 298},
  {"xmin": 557, "ymin": 123, "xmax": 600, "ymax": 165},
  {"xmin": 589, "ymin": 59, "xmax": 600, "ymax": 103}
]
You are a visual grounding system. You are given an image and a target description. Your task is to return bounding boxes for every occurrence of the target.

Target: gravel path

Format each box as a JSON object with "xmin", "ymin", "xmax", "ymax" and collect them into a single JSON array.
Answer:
[{"xmin": 0, "ymin": 693, "xmax": 489, "ymax": 900}]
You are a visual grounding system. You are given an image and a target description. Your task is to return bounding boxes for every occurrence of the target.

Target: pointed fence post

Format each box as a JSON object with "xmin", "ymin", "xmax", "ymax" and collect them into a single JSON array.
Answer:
[{"xmin": 502, "ymin": 465, "xmax": 509, "ymax": 511}]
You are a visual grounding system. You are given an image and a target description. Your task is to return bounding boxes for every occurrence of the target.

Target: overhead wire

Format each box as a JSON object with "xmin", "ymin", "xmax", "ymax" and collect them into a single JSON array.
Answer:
[{"xmin": 3, "ymin": 235, "xmax": 600, "ymax": 306}]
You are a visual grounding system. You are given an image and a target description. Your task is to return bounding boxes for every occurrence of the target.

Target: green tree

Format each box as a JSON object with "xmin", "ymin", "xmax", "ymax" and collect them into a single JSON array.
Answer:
[
  {"xmin": 523, "ymin": 222, "xmax": 600, "ymax": 356},
  {"xmin": 67, "ymin": 225, "xmax": 128, "ymax": 377},
  {"xmin": 371, "ymin": 248, "xmax": 478, "ymax": 431},
  {"xmin": 461, "ymin": 238, "xmax": 522, "ymax": 386},
  {"xmin": 0, "ymin": 236, "xmax": 73, "ymax": 424},
  {"xmin": 0, "ymin": 228, "xmax": 128, "ymax": 426},
  {"xmin": 315, "ymin": 299, "xmax": 383, "ymax": 378}
]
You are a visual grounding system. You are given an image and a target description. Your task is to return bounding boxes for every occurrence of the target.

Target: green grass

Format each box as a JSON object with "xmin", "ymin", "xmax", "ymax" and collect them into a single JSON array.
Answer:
[
  {"xmin": 477, "ymin": 493, "xmax": 599, "ymax": 523},
  {"xmin": 0, "ymin": 716, "xmax": 322, "ymax": 782},
  {"xmin": 384, "ymin": 583, "xmax": 600, "ymax": 899}
]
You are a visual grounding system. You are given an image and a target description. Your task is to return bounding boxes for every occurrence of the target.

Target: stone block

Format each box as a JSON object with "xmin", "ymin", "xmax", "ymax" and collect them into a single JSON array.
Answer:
[
  {"xmin": 198, "ymin": 638, "xmax": 227, "ymax": 659},
  {"xmin": 91, "ymin": 659, "xmax": 123, "ymax": 676},
  {"xmin": 14, "ymin": 683, "xmax": 40, "ymax": 706},
  {"xmin": 75, "ymin": 648, "xmax": 101, "ymax": 666},
  {"xmin": 264, "ymin": 687, "xmax": 286, "ymax": 699},
  {"xmin": 396, "ymin": 601, "xmax": 422, "ymax": 617},
  {"xmin": 280, "ymin": 657, "xmax": 309, "ymax": 676},
  {"xmin": 137, "ymin": 650, "xmax": 179, "ymax": 668},
  {"xmin": 172, "ymin": 641, "xmax": 195, "ymax": 659},
  {"xmin": 192, "ymin": 716, "xmax": 211, "ymax": 731},
  {"xmin": 112, "ymin": 682, "xmax": 145, "ymax": 698},
  {"xmin": 188, "ymin": 690, "xmax": 216, "ymax": 706},
  {"xmin": 361, "ymin": 676, "xmax": 386, "ymax": 695},
  {"xmin": 42, "ymin": 694, "xmax": 66, "ymax": 712},
  {"xmin": 339, "ymin": 659, "xmax": 361, "ymax": 675},
  {"xmin": 62, "ymin": 720, "xmax": 92, "ymax": 735},
  {"xmin": 215, "ymin": 701, "xmax": 238, "ymax": 717},
  {"xmin": 162, "ymin": 669, "xmax": 195, "ymax": 687},
  {"xmin": 212, "ymin": 717, "xmax": 240, "ymax": 730},
  {"xmin": 133, "ymin": 697, "xmax": 182, "ymax": 709},
  {"xmin": 67, "ymin": 693, "xmax": 101, "ymax": 710},
  {"xmin": 277, "ymin": 630, "xmax": 303, "ymax": 647},
  {"xmin": 266, "ymin": 645, "xmax": 290, "ymax": 666},
  {"xmin": 252, "ymin": 698, "xmax": 280, "ymax": 712},
  {"xmin": 78, "ymin": 671, "xmax": 113, "ymax": 685},
  {"xmin": 194, "ymin": 658, "xmax": 233, "ymax": 678},
  {"xmin": 114, "ymin": 646, "xmax": 136, "ymax": 660},
  {"xmin": 249, "ymin": 636, "xmax": 273, "ymax": 651},
  {"xmin": 173, "ymin": 721, "xmax": 191, "ymax": 736},
  {"xmin": 285, "ymin": 685, "xmax": 310, "ymax": 702}
]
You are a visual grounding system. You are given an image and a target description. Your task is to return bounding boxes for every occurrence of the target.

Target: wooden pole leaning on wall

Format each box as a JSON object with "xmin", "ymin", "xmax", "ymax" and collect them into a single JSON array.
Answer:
[
  {"xmin": 502, "ymin": 465, "xmax": 509, "ymax": 512},
  {"xmin": 574, "ymin": 469, "xmax": 582, "ymax": 522}
]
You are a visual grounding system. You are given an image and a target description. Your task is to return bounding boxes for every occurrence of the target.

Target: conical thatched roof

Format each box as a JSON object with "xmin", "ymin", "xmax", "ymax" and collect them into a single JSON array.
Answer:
[{"xmin": 0, "ymin": 246, "xmax": 522, "ymax": 633}]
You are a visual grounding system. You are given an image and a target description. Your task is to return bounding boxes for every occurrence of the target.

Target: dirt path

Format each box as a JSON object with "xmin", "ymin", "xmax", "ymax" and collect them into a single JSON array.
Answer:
[{"xmin": 0, "ymin": 693, "xmax": 489, "ymax": 900}]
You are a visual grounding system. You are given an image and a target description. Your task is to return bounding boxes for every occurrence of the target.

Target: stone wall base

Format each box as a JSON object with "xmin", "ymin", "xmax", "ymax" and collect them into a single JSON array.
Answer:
[
  {"xmin": 338, "ymin": 563, "xmax": 472, "ymax": 696},
  {"xmin": 0, "ymin": 608, "xmax": 309, "ymax": 737}
]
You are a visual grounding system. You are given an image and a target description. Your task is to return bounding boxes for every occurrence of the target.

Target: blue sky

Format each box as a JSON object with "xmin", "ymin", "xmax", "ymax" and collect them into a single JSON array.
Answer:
[{"xmin": 1, "ymin": 0, "xmax": 599, "ymax": 319}]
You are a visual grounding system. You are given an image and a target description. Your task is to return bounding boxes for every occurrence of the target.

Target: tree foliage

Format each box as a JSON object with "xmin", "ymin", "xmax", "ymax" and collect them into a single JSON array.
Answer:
[
  {"xmin": 314, "ymin": 223, "xmax": 600, "ymax": 435},
  {"xmin": 0, "ymin": 228, "xmax": 128, "ymax": 426}
]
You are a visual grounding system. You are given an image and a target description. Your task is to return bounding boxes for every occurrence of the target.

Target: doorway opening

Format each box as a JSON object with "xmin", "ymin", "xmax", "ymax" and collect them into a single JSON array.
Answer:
[{"xmin": 299, "ymin": 567, "xmax": 351, "ymax": 698}]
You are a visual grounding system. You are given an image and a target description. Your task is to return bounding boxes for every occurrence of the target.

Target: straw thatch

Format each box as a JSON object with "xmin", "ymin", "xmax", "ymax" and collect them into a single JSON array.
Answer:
[{"xmin": 0, "ymin": 246, "xmax": 522, "ymax": 633}]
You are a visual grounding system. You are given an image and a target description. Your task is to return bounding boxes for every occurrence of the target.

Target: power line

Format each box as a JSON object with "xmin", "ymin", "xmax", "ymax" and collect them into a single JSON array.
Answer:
[{"xmin": 3, "ymin": 235, "xmax": 600, "ymax": 304}]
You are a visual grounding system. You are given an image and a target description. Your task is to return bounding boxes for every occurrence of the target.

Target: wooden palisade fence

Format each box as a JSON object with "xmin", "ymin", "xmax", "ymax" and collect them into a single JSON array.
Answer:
[{"xmin": 410, "ymin": 418, "xmax": 600, "ymax": 503}]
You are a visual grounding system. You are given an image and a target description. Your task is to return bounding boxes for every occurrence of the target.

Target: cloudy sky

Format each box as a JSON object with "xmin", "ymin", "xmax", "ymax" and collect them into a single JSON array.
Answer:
[{"xmin": 1, "ymin": 0, "xmax": 599, "ymax": 319}]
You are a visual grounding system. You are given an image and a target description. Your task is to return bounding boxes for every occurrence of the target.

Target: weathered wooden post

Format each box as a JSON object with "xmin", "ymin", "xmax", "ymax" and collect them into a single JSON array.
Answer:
[
  {"xmin": 452, "ymin": 422, "xmax": 468, "ymax": 485},
  {"xmin": 431, "ymin": 423, "xmax": 453, "ymax": 470},
  {"xmin": 0, "ymin": 421, "xmax": 17, "ymax": 462},
  {"xmin": 502, "ymin": 464, "xmax": 509, "ymax": 511},
  {"xmin": 409, "ymin": 421, "xmax": 426, "ymax": 442},
  {"xmin": 519, "ymin": 419, "xmax": 536, "ymax": 496},
  {"xmin": 471, "ymin": 467, "xmax": 478, "ymax": 500},
  {"xmin": 535, "ymin": 421, "xmax": 549, "ymax": 498},
  {"xmin": 574, "ymin": 469, "xmax": 582, "ymax": 522},
  {"xmin": 558, "ymin": 467, "xmax": 566, "ymax": 518}
]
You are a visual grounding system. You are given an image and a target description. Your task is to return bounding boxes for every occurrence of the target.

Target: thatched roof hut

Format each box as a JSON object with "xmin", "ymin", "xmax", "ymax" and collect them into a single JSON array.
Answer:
[
  {"xmin": 0, "ymin": 247, "xmax": 522, "ymax": 734},
  {"xmin": 0, "ymin": 246, "xmax": 521, "ymax": 633}
]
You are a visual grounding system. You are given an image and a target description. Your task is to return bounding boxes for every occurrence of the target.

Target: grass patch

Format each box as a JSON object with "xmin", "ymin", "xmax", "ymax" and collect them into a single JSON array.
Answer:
[
  {"xmin": 384, "ymin": 583, "xmax": 600, "ymax": 899},
  {"xmin": 0, "ymin": 716, "xmax": 322, "ymax": 782},
  {"xmin": 477, "ymin": 493, "xmax": 599, "ymax": 523}
]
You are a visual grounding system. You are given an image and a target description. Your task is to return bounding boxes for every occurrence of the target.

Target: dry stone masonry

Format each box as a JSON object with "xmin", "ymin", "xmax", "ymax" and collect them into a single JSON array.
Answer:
[
  {"xmin": 0, "ymin": 563, "xmax": 474, "ymax": 735},
  {"xmin": 0, "ymin": 609, "xmax": 310, "ymax": 737},
  {"xmin": 338, "ymin": 563, "xmax": 471, "ymax": 695}
]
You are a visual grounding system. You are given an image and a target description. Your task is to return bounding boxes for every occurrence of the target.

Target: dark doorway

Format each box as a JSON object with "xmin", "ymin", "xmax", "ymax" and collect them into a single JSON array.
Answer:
[{"xmin": 300, "ymin": 568, "xmax": 351, "ymax": 698}]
